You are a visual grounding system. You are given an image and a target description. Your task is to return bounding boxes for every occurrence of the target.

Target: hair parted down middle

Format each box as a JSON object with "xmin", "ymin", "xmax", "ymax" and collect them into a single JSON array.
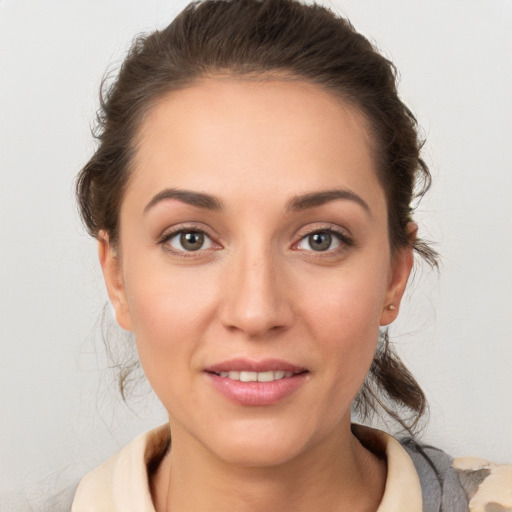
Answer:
[{"xmin": 76, "ymin": 0, "xmax": 439, "ymax": 434}]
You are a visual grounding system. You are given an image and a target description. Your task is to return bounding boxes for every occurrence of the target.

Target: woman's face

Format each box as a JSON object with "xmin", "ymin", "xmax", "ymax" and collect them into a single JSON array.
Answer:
[{"xmin": 100, "ymin": 79, "xmax": 413, "ymax": 466}]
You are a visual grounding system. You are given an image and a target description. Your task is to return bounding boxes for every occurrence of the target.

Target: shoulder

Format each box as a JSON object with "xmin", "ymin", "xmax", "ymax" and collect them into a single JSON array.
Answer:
[
  {"xmin": 401, "ymin": 438, "xmax": 512, "ymax": 512},
  {"xmin": 71, "ymin": 424, "xmax": 170, "ymax": 512}
]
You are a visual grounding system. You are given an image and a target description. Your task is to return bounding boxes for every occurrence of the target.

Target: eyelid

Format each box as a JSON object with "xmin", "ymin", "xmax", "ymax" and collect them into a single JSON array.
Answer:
[
  {"xmin": 168, "ymin": 230, "xmax": 214, "ymax": 251},
  {"xmin": 156, "ymin": 222, "xmax": 352, "ymax": 256},
  {"xmin": 292, "ymin": 224, "xmax": 353, "ymax": 252},
  {"xmin": 157, "ymin": 223, "xmax": 222, "ymax": 255}
]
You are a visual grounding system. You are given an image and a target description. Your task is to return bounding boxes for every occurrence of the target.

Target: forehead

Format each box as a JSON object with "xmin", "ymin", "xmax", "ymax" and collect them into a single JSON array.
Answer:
[{"xmin": 126, "ymin": 78, "xmax": 385, "ymax": 215}]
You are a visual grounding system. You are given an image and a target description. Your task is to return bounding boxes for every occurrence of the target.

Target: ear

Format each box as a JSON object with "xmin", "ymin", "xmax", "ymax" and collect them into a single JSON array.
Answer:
[
  {"xmin": 98, "ymin": 231, "xmax": 133, "ymax": 331},
  {"xmin": 380, "ymin": 222, "xmax": 417, "ymax": 326}
]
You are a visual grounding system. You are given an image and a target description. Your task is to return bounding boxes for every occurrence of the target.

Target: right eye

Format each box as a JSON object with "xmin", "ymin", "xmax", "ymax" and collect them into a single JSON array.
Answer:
[
  {"xmin": 296, "ymin": 231, "xmax": 341, "ymax": 252},
  {"xmin": 165, "ymin": 230, "xmax": 214, "ymax": 252}
]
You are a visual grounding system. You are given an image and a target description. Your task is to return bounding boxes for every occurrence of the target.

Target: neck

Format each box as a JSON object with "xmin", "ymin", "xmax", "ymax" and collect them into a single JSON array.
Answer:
[{"xmin": 152, "ymin": 422, "xmax": 386, "ymax": 512}]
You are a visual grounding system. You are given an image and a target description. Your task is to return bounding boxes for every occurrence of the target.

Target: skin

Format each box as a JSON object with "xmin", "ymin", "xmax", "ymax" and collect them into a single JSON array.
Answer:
[{"xmin": 99, "ymin": 79, "xmax": 415, "ymax": 511}]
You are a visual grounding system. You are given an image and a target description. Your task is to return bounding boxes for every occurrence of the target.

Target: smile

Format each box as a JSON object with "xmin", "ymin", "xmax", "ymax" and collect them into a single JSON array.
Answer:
[
  {"xmin": 205, "ymin": 360, "xmax": 309, "ymax": 406},
  {"xmin": 215, "ymin": 370, "xmax": 299, "ymax": 382}
]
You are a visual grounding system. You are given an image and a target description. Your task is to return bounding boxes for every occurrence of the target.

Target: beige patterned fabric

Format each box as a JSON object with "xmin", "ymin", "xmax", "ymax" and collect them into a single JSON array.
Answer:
[{"xmin": 453, "ymin": 456, "xmax": 512, "ymax": 512}]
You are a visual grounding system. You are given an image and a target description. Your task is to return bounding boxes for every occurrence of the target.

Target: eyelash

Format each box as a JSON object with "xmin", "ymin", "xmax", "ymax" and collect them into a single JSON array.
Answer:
[
  {"xmin": 293, "ymin": 226, "xmax": 353, "ymax": 255},
  {"xmin": 157, "ymin": 225, "xmax": 353, "ymax": 257},
  {"xmin": 158, "ymin": 226, "xmax": 220, "ymax": 257}
]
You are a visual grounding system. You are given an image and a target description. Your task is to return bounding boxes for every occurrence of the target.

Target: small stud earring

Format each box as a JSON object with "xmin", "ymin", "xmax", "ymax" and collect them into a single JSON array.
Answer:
[{"xmin": 387, "ymin": 304, "xmax": 396, "ymax": 311}]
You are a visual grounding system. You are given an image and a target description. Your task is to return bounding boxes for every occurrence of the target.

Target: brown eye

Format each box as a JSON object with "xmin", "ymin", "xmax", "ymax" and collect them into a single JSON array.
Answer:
[
  {"xmin": 296, "ymin": 230, "xmax": 344, "ymax": 252},
  {"xmin": 308, "ymin": 232, "xmax": 332, "ymax": 251},
  {"xmin": 167, "ymin": 230, "xmax": 213, "ymax": 252},
  {"xmin": 180, "ymin": 232, "xmax": 204, "ymax": 251}
]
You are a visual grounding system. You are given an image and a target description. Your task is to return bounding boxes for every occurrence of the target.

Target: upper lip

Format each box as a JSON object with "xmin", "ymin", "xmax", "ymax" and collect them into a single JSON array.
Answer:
[{"xmin": 205, "ymin": 358, "xmax": 307, "ymax": 374}]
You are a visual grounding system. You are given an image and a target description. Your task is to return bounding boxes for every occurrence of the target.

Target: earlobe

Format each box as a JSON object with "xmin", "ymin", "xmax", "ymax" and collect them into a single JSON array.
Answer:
[
  {"xmin": 380, "ymin": 223, "xmax": 417, "ymax": 326},
  {"xmin": 98, "ymin": 232, "xmax": 133, "ymax": 331}
]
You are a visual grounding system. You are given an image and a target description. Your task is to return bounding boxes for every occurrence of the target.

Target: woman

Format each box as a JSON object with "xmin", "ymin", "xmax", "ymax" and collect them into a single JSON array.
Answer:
[{"xmin": 69, "ymin": 0, "xmax": 511, "ymax": 510}]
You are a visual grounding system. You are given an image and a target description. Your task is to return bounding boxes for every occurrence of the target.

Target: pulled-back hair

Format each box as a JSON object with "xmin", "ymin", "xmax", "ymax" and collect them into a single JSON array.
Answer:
[{"xmin": 77, "ymin": 0, "xmax": 438, "ymax": 433}]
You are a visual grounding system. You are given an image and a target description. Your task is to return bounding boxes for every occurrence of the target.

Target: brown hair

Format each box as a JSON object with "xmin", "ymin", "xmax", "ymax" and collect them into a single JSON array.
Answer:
[{"xmin": 77, "ymin": 0, "xmax": 438, "ymax": 433}]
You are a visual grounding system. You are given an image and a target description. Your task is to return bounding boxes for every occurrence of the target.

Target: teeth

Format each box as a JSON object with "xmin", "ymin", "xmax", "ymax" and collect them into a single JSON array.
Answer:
[
  {"xmin": 216, "ymin": 370, "xmax": 299, "ymax": 382},
  {"xmin": 257, "ymin": 371, "xmax": 274, "ymax": 382},
  {"xmin": 240, "ymin": 371, "xmax": 257, "ymax": 382}
]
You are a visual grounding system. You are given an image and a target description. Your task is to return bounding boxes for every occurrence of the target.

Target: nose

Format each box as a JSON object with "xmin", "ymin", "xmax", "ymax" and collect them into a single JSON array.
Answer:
[{"xmin": 218, "ymin": 246, "xmax": 294, "ymax": 339}]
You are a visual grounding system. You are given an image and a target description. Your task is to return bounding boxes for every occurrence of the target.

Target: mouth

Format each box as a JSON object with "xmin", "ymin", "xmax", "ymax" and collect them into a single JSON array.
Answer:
[
  {"xmin": 204, "ymin": 359, "xmax": 309, "ymax": 406},
  {"xmin": 208, "ymin": 370, "xmax": 307, "ymax": 382}
]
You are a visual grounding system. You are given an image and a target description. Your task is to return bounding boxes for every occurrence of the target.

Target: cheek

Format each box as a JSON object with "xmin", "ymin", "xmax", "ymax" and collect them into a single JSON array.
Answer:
[
  {"xmin": 125, "ymin": 255, "xmax": 219, "ymax": 328},
  {"xmin": 302, "ymin": 256, "xmax": 389, "ymax": 332},
  {"xmin": 314, "ymin": 285, "xmax": 381, "ymax": 370},
  {"xmin": 121, "ymin": 262, "xmax": 219, "ymax": 394},
  {"xmin": 298, "ymin": 259, "xmax": 389, "ymax": 382}
]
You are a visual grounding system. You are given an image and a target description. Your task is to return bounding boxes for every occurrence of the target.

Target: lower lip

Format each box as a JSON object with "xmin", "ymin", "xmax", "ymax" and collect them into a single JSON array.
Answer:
[{"xmin": 206, "ymin": 372, "xmax": 308, "ymax": 406}]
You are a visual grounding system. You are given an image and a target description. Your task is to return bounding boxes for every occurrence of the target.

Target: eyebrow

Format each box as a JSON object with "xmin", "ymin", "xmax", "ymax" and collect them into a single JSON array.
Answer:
[
  {"xmin": 144, "ymin": 187, "xmax": 370, "ymax": 215},
  {"xmin": 286, "ymin": 189, "xmax": 371, "ymax": 215},
  {"xmin": 144, "ymin": 188, "xmax": 223, "ymax": 213}
]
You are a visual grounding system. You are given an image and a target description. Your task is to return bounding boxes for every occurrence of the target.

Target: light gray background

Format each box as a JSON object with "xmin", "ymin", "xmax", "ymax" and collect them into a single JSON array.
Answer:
[{"xmin": 1, "ymin": 0, "xmax": 511, "ymax": 505}]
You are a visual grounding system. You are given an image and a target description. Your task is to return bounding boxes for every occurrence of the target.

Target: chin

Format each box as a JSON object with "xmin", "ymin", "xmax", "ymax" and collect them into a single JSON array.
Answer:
[{"xmin": 201, "ymin": 417, "xmax": 329, "ymax": 468}]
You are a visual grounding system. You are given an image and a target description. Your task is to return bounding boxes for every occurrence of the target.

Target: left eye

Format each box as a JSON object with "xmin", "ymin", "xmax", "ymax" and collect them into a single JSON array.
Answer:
[
  {"xmin": 296, "ymin": 231, "xmax": 342, "ymax": 252},
  {"xmin": 167, "ymin": 230, "xmax": 214, "ymax": 252}
]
